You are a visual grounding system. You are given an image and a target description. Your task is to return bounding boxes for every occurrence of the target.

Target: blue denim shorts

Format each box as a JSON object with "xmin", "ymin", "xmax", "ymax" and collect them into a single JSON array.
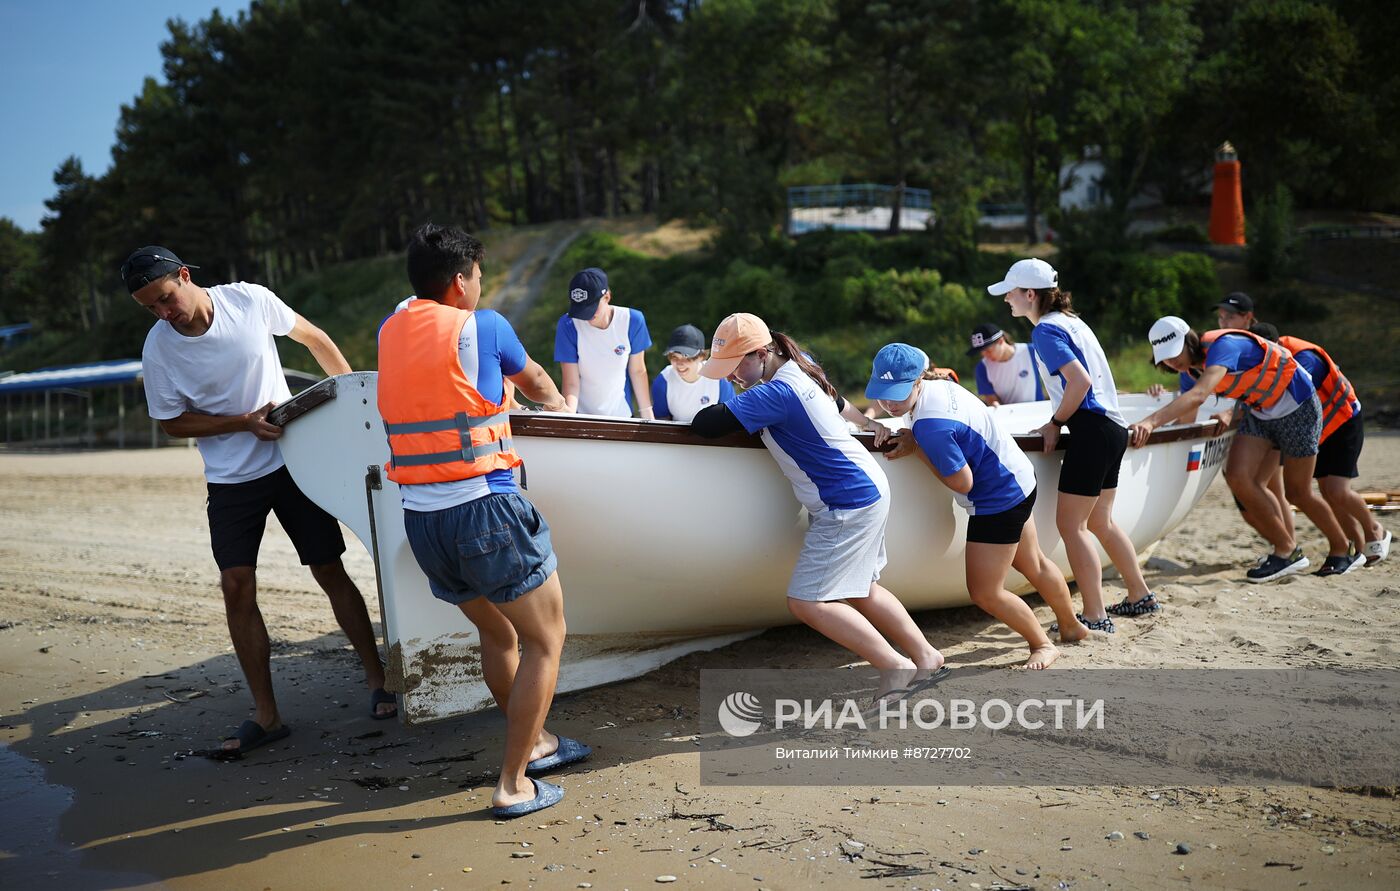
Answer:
[{"xmin": 403, "ymin": 493, "xmax": 558, "ymax": 605}]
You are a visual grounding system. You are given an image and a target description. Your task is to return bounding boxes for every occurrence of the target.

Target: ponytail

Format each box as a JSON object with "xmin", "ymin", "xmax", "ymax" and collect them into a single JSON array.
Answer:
[
  {"xmin": 769, "ymin": 331, "xmax": 837, "ymax": 400},
  {"xmin": 1032, "ymin": 287, "xmax": 1075, "ymax": 317}
]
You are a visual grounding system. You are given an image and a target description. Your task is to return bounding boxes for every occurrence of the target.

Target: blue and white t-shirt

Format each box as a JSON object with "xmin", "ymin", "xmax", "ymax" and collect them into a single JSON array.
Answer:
[
  {"xmin": 554, "ymin": 306, "xmax": 652, "ymax": 416},
  {"xmin": 652, "ymin": 365, "xmax": 735, "ymax": 423},
  {"xmin": 1204, "ymin": 332, "xmax": 1316, "ymax": 421},
  {"xmin": 975, "ymin": 342, "xmax": 1044, "ymax": 404},
  {"xmin": 380, "ymin": 304, "xmax": 528, "ymax": 511},
  {"xmin": 910, "ymin": 380, "xmax": 1036, "ymax": 515},
  {"xmin": 726, "ymin": 361, "xmax": 887, "ymax": 514},
  {"xmin": 1029, "ymin": 312, "xmax": 1126, "ymax": 427}
]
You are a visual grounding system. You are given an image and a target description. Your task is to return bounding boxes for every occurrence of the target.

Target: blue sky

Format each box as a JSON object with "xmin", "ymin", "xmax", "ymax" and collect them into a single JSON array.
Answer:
[{"xmin": 0, "ymin": 0, "xmax": 249, "ymax": 231}]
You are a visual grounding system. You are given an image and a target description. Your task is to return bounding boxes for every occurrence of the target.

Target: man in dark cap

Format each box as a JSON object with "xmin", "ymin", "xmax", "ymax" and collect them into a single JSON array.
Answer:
[
  {"xmin": 553, "ymin": 267, "xmax": 654, "ymax": 417},
  {"xmin": 966, "ymin": 322, "xmax": 1044, "ymax": 406},
  {"xmin": 124, "ymin": 246, "xmax": 395, "ymax": 756}
]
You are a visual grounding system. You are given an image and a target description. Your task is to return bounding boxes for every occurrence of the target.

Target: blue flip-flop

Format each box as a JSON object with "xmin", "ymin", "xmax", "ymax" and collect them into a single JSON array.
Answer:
[
  {"xmin": 369, "ymin": 687, "xmax": 398, "ymax": 720},
  {"xmin": 214, "ymin": 720, "xmax": 291, "ymax": 760},
  {"xmin": 492, "ymin": 778, "xmax": 565, "ymax": 819},
  {"xmin": 525, "ymin": 735, "xmax": 592, "ymax": 776}
]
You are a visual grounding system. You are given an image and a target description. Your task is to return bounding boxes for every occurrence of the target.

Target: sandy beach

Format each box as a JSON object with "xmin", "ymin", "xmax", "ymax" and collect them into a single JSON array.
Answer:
[{"xmin": 2, "ymin": 439, "xmax": 1398, "ymax": 891}]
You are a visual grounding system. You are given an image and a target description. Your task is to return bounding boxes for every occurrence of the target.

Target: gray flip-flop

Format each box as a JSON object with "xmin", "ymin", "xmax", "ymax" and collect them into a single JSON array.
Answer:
[
  {"xmin": 525, "ymin": 736, "xmax": 592, "ymax": 776},
  {"xmin": 491, "ymin": 778, "xmax": 565, "ymax": 819}
]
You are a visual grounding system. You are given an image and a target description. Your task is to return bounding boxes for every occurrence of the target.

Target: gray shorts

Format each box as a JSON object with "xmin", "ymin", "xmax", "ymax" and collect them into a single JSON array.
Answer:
[
  {"xmin": 787, "ymin": 497, "xmax": 889, "ymax": 602},
  {"xmin": 1240, "ymin": 393, "xmax": 1322, "ymax": 459}
]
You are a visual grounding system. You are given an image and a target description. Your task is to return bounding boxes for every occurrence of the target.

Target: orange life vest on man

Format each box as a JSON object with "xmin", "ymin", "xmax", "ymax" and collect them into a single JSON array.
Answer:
[
  {"xmin": 1277, "ymin": 335, "xmax": 1357, "ymax": 442},
  {"xmin": 377, "ymin": 299, "xmax": 521, "ymax": 485},
  {"xmin": 1200, "ymin": 328, "xmax": 1298, "ymax": 412}
]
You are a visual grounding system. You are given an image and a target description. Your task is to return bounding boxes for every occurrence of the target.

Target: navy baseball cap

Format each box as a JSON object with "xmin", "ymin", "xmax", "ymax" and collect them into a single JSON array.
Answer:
[
  {"xmin": 1216, "ymin": 291, "xmax": 1254, "ymax": 314},
  {"xmin": 663, "ymin": 324, "xmax": 707, "ymax": 357},
  {"xmin": 966, "ymin": 322, "xmax": 1005, "ymax": 356},
  {"xmin": 865, "ymin": 343, "xmax": 930, "ymax": 401},
  {"xmin": 121, "ymin": 246, "xmax": 199, "ymax": 293},
  {"xmin": 567, "ymin": 267, "xmax": 609, "ymax": 320}
]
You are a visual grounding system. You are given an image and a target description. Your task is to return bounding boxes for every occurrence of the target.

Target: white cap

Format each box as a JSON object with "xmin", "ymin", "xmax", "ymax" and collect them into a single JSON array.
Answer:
[
  {"xmin": 987, "ymin": 258, "xmax": 1058, "ymax": 296},
  {"xmin": 1149, "ymin": 316, "xmax": 1191, "ymax": 364}
]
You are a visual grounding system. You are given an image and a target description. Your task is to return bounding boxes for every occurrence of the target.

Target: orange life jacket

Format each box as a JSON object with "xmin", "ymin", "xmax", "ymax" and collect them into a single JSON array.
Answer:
[
  {"xmin": 1277, "ymin": 335, "xmax": 1357, "ymax": 442},
  {"xmin": 1200, "ymin": 329, "xmax": 1298, "ymax": 412},
  {"xmin": 377, "ymin": 299, "xmax": 521, "ymax": 485}
]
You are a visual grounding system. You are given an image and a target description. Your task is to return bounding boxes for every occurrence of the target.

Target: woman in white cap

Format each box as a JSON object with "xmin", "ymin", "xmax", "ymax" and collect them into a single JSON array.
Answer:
[
  {"xmin": 990, "ymin": 258, "xmax": 1157, "ymax": 628},
  {"xmin": 1133, "ymin": 317, "xmax": 1359, "ymax": 579},
  {"xmin": 689, "ymin": 313, "xmax": 944, "ymax": 683},
  {"xmin": 651, "ymin": 324, "xmax": 736, "ymax": 423},
  {"xmin": 868, "ymin": 343, "xmax": 1094, "ymax": 669}
]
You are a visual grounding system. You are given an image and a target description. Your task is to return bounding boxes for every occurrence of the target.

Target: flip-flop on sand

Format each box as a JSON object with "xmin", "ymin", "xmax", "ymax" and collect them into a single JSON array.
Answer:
[
  {"xmin": 369, "ymin": 687, "xmax": 398, "ymax": 720},
  {"xmin": 525, "ymin": 736, "xmax": 592, "ymax": 776},
  {"xmin": 214, "ymin": 720, "xmax": 290, "ymax": 760},
  {"xmin": 492, "ymin": 778, "xmax": 564, "ymax": 819},
  {"xmin": 1365, "ymin": 529, "xmax": 1392, "ymax": 565}
]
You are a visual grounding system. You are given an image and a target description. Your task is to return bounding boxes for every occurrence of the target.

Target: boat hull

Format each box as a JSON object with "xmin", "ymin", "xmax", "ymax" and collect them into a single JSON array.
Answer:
[{"xmin": 274, "ymin": 373, "xmax": 1231, "ymax": 723}]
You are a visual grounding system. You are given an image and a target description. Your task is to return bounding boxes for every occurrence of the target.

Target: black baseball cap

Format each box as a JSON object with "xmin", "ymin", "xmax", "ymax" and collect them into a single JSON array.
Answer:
[
  {"xmin": 1249, "ymin": 321, "xmax": 1279, "ymax": 342},
  {"xmin": 663, "ymin": 324, "xmax": 706, "ymax": 358},
  {"xmin": 121, "ymin": 246, "xmax": 199, "ymax": 293},
  {"xmin": 966, "ymin": 322, "xmax": 1005, "ymax": 357},
  {"xmin": 1215, "ymin": 291, "xmax": 1254, "ymax": 314}
]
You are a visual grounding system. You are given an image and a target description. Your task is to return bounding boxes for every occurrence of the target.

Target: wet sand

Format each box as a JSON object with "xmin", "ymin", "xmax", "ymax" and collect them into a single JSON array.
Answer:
[{"xmin": 2, "ymin": 441, "xmax": 1398, "ymax": 890}]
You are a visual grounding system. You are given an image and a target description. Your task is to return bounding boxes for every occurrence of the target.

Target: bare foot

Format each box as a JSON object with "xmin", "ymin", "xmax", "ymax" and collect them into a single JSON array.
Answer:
[
  {"xmin": 915, "ymin": 648, "xmax": 946, "ymax": 672},
  {"xmin": 528, "ymin": 729, "xmax": 560, "ymax": 763},
  {"xmin": 1015, "ymin": 644, "xmax": 1060, "ymax": 670},
  {"xmin": 492, "ymin": 775, "xmax": 539, "ymax": 810},
  {"xmin": 1057, "ymin": 620, "xmax": 1093, "ymax": 643}
]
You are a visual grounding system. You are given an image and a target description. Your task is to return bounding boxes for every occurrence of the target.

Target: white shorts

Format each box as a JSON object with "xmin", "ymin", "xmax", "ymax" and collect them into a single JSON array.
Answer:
[{"xmin": 787, "ymin": 497, "xmax": 889, "ymax": 602}]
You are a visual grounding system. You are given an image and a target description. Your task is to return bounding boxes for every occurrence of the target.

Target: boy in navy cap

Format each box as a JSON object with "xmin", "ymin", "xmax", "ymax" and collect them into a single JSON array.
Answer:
[{"xmin": 554, "ymin": 267, "xmax": 654, "ymax": 417}]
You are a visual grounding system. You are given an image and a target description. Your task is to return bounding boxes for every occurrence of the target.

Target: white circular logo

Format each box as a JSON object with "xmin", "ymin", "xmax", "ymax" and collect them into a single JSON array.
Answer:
[
  {"xmin": 570, "ymin": 287, "xmax": 589, "ymax": 303},
  {"xmin": 717, "ymin": 691, "xmax": 763, "ymax": 737}
]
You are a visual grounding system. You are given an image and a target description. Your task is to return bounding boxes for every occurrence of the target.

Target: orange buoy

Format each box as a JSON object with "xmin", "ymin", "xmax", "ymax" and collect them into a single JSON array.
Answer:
[{"xmin": 1208, "ymin": 141, "xmax": 1246, "ymax": 246}]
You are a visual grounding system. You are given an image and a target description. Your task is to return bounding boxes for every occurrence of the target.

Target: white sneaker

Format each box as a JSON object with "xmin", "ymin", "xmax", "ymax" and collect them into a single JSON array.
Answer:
[{"xmin": 1364, "ymin": 529, "xmax": 1392, "ymax": 565}]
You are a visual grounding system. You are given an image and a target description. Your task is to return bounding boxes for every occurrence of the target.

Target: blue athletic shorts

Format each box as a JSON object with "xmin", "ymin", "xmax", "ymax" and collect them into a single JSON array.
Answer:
[{"xmin": 403, "ymin": 492, "xmax": 557, "ymax": 605}]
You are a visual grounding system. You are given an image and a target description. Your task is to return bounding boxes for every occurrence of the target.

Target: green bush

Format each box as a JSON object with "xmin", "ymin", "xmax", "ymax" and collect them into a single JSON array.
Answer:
[{"xmin": 1247, "ymin": 184, "xmax": 1301, "ymax": 283}]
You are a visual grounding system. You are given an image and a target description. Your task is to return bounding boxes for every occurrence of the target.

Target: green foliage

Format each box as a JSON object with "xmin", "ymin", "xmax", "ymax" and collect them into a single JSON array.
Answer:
[{"xmin": 1247, "ymin": 184, "xmax": 1301, "ymax": 283}]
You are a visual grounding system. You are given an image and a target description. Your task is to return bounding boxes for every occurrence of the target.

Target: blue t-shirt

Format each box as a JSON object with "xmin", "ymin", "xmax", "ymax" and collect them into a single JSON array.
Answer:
[
  {"xmin": 909, "ymin": 380, "xmax": 1036, "ymax": 515},
  {"xmin": 726, "ymin": 361, "xmax": 886, "ymax": 514},
  {"xmin": 379, "ymin": 302, "xmax": 528, "ymax": 509},
  {"xmin": 1029, "ymin": 313, "xmax": 1125, "ymax": 426},
  {"xmin": 1178, "ymin": 371, "xmax": 1198, "ymax": 393},
  {"xmin": 1204, "ymin": 332, "xmax": 1315, "ymax": 420}
]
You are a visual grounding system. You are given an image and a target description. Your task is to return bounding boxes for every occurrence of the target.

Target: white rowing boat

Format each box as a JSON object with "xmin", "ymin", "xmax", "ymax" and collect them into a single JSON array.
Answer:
[{"xmin": 271, "ymin": 374, "xmax": 1231, "ymax": 723}]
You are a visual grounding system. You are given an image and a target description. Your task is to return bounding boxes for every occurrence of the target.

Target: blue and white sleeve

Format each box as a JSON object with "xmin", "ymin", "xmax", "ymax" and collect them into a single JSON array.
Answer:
[
  {"xmin": 974, "ymin": 361, "xmax": 995, "ymax": 396},
  {"xmin": 651, "ymin": 375, "xmax": 671, "ymax": 420},
  {"xmin": 628, "ymin": 309, "xmax": 653, "ymax": 354},
  {"xmin": 912, "ymin": 418, "xmax": 968, "ymax": 477},
  {"xmin": 726, "ymin": 381, "xmax": 791, "ymax": 434},
  {"xmin": 717, "ymin": 378, "xmax": 737, "ymax": 404},
  {"xmin": 1030, "ymin": 325, "xmax": 1076, "ymax": 376},
  {"xmin": 554, "ymin": 315, "xmax": 579, "ymax": 364}
]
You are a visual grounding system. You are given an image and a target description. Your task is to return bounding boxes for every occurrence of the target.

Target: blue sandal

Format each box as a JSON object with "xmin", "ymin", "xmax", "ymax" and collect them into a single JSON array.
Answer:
[
  {"xmin": 526, "ymin": 736, "xmax": 592, "ymax": 776},
  {"xmin": 369, "ymin": 687, "xmax": 398, "ymax": 720},
  {"xmin": 1049, "ymin": 614, "xmax": 1115, "ymax": 634},
  {"xmin": 1106, "ymin": 592, "xmax": 1162, "ymax": 617},
  {"xmin": 492, "ymin": 778, "xmax": 565, "ymax": 819}
]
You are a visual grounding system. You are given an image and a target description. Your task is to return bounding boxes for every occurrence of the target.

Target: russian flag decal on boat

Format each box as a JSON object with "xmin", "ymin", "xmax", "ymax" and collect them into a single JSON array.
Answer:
[{"xmin": 1186, "ymin": 445, "xmax": 1203, "ymax": 472}]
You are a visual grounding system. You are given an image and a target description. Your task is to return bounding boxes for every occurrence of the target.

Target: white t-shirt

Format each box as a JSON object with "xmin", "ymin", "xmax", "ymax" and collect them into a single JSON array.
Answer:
[
  {"xmin": 975, "ymin": 342, "xmax": 1043, "ymax": 404},
  {"xmin": 1029, "ymin": 312, "xmax": 1126, "ymax": 427},
  {"xmin": 554, "ymin": 306, "xmax": 651, "ymax": 416},
  {"xmin": 142, "ymin": 282, "xmax": 296, "ymax": 483},
  {"xmin": 655, "ymin": 365, "xmax": 724, "ymax": 423}
]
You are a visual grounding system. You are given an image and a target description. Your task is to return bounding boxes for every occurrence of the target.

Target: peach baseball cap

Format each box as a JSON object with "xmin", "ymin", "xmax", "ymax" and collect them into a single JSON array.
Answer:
[{"xmin": 701, "ymin": 313, "xmax": 771, "ymax": 379}]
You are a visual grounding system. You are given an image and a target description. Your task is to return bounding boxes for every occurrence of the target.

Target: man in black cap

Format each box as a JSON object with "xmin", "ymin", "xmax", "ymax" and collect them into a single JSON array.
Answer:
[
  {"xmin": 124, "ymin": 246, "xmax": 396, "ymax": 755},
  {"xmin": 966, "ymin": 322, "xmax": 1044, "ymax": 406},
  {"xmin": 553, "ymin": 266, "xmax": 654, "ymax": 418},
  {"xmin": 1215, "ymin": 291, "xmax": 1256, "ymax": 330}
]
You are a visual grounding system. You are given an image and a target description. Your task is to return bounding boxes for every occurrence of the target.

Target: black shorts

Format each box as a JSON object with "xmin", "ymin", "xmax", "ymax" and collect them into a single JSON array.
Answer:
[
  {"xmin": 206, "ymin": 466, "xmax": 346, "ymax": 571},
  {"xmin": 1313, "ymin": 409, "xmax": 1363, "ymax": 479},
  {"xmin": 1058, "ymin": 409, "xmax": 1128, "ymax": 497},
  {"xmin": 966, "ymin": 488, "xmax": 1038, "ymax": 545}
]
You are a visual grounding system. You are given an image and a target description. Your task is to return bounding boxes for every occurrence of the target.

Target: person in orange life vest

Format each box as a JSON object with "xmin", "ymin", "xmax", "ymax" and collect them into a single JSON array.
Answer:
[
  {"xmin": 1132, "ymin": 317, "xmax": 1355, "ymax": 581},
  {"xmin": 1147, "ymin": 294, "xmax": 1296, "ymax": 552},
  {"xmin": 127, "ymin": 245, "xmax": 395, "ymax": 756},
  {"xmin": 377, "ymin": 224, "xmax": 585, "ymax": 820},
  {"xmin": 1256, "ymin": 326, "xmax": 1389, "ymax": 566}
]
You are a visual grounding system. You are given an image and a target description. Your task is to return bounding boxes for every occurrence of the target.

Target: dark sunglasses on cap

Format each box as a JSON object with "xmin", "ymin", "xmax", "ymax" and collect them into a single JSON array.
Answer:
[{"xmin": 120, "ymin": 253, "xmax": 200, "ymax": 290}]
